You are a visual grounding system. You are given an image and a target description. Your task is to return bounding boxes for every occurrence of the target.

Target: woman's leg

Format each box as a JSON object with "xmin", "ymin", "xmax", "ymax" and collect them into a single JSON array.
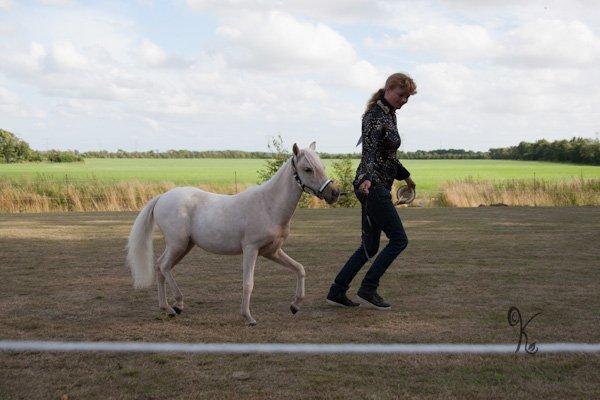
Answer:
[
  {"xmin": 359, "ymin": 185, "xmax": 408, "ymax": 293},
  {"xmin": 330, "ymin": 200, "xmax": 381, "ymax": 294}
]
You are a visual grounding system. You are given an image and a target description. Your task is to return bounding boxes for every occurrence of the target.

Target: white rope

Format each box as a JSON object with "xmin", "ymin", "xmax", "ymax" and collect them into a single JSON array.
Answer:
[{"xmin": 1, "ymin": 341, "xmax": 599, "ymax": 354}]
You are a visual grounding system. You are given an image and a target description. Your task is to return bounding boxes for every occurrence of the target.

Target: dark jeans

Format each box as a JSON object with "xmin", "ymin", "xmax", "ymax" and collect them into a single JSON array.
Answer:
[{"xmin": 331, "ymin": 184, "xmax": 408, "ymax": 294}]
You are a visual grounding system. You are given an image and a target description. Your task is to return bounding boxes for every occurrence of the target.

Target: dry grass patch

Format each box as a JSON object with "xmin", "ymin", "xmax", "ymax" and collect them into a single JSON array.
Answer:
[
  {"xmin": 0, "ymin": 207, "xmax": 598, "ymax": 398},
  {"xmin": 0, "ymin": 178, "xmax": 255, "ymax": 213},
  {"xmin": 440, "ymin": 177, "xmax": 600, "ymax": 207}
]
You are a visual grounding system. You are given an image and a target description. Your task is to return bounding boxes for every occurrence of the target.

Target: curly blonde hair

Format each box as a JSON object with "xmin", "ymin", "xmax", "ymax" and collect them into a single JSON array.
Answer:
[{"xmin": 365, "ymin": 73, "xmax": 417, "ymax": 113}]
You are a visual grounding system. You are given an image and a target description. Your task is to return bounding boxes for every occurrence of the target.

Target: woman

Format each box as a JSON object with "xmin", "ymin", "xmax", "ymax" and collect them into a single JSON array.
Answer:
[{"xmin": 327, "ymin": 73, "xmax": 417, "ymax": 310}]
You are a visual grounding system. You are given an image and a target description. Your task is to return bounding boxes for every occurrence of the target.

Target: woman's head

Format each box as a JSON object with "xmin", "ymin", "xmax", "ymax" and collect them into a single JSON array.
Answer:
[{"xmin": 366, "ymin": 73, "xmax": 417, "ymax": 113}]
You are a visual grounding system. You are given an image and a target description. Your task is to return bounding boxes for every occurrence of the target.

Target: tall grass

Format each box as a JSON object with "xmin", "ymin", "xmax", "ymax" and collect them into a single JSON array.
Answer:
[
  {"xmin": 0, "ymin": 177, "xmax": 333, "ymax": 213},
  {"xmin": 1, "ymin": 176, "xmax": 598, "ymax": 213},
  {"xmin": 0, "ymin": 176, "xmax": 251, "ymax": 213},
  {"xmin": 439, "ymin": 177, "xmax": 600, "ymax": 207}
]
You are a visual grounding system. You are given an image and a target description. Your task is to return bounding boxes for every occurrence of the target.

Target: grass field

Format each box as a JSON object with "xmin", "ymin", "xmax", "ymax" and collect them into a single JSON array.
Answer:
[
  {"xmin": 0, "ymin": 207, "xmax": 598, "ymax": 398},
  {"xmin": 1, "ymin": 158, "xmax": 600, "ymax": 192}
]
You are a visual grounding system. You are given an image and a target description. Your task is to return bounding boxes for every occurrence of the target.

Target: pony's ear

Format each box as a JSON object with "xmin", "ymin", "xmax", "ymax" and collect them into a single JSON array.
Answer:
[
  {"xmin": 309, "ymin": 141, "xmax": 316, "ymax": 151},
  {"xmin": 292, "ymin": 143, "xmax": 300, "ymax": 156}
]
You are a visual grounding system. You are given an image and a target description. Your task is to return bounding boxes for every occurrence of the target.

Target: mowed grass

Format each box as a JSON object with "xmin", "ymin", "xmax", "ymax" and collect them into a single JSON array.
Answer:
[
  {"xmin": 1, "ymin": 158, "xmax": 599, "ymax": 192},
  {"xmin": 0, "ymin": 158, "xmax": 263, "ymax": 186},
  {"xmin": 0, "ymin": 207, "xmax": 599, "ymax": 399}
]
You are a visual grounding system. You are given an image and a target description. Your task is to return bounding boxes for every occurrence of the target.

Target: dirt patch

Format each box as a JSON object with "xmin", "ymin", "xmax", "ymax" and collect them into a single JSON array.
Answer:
[{"xmin": 0, "ymin": 207, "xmax": 599, "ymax": 399}]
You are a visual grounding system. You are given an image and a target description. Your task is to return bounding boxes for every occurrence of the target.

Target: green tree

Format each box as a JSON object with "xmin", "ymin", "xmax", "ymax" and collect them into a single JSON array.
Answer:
[
  {"xmin": 257, "ymin": 134, "xmax": 290, "ymax": 184},
  {"xmin": 0, "ymin": 129, "xmax": 33, "ymax": 163}
]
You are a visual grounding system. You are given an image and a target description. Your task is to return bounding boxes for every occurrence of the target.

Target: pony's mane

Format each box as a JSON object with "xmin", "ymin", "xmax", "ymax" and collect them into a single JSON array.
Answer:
[{"xmin": 299, "ymin": 149, "xmax": 323, "ymax": 172}]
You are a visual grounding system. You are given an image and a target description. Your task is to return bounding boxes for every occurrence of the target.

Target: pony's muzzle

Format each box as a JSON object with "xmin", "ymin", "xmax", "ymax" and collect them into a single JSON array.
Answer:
[{"xmin": 324, "ymin": 184, "xmax": 340, "ymax": 205}]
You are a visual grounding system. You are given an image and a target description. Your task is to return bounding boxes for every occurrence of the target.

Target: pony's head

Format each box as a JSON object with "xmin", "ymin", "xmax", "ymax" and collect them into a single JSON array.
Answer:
[{"xmin": 292, "ymin": 142, "xmax": 340, "ymax": 205}]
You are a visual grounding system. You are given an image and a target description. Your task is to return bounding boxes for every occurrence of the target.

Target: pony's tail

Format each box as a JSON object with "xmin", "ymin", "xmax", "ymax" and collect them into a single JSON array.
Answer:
[{"xmin": 126, "ymin": 195, "xmax": 161, "ymax": 289}]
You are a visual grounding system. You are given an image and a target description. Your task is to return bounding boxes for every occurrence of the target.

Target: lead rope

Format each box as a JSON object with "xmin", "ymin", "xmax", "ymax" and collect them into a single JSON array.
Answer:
[
  {"xmin": 340, "ymin": 185, "xmax": 373, "ymax": 259},
  {"xmin": 361, "ymin": 193, "xmax": 373, "ymax": 259}
]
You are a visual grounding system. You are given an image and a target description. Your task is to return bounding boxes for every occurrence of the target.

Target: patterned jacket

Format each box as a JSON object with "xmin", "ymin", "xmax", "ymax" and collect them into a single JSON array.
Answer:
[{"xmin": 354, "ymin": 97, "xmax": 411, "ymax": 190}]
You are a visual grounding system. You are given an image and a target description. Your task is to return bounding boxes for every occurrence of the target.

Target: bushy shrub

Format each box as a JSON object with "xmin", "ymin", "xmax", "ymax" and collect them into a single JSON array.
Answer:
[
  {"xmin": 257, "ymin": 135, "xmax": 290, "ymax": 184},
  {"xmin": 45, "ymin": 150, "xmax": 84, "ymax": 163},
  {"xmin": 331, "ymin": 156, "xmax": 358, "ymax": 208}
]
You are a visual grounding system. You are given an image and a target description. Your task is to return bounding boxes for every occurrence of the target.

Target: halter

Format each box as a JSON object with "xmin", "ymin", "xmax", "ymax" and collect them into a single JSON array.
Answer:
[{"xmin": 290, "ymin": 156, "xmax": 333, "ymax": 199}]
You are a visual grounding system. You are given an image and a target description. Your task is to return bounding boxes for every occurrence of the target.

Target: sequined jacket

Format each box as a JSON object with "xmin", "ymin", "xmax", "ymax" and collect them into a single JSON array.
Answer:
[{"xmin": 354, "ymin": 98, "xmax": 411, "ymax": 190}]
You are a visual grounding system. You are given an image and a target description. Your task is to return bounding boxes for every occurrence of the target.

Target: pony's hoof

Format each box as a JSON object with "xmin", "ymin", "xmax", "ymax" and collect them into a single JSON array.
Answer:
[
  {"xmin": 290, "ymin": 305, "xmax": 299, "ymax": 314},
  {"xmin": 162, "ymin": 307, "xmax": 177, "ymax": 317},
  {"xmin": 168, "ymin": 312, "xmax": 176, "ymax": 318},
  {"xmin": 247, "ymin": 320, "xmax": 257, "ymax": 326},
  {"xmin": 172, "ymin": 305, "xmax": 182, "ymax": 314}
]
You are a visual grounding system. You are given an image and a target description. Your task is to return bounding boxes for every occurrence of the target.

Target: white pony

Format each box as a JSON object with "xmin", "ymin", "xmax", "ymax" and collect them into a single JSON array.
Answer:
[{"xmin": 126, "ymin": 142, "xmax": 339, "ymax": 325}]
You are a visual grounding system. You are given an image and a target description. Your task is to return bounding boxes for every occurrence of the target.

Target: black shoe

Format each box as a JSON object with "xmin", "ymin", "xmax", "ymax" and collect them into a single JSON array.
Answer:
[
  {"xmin": 326, "ymin": 291, "xmax": 360, "ymax": 308},
  {"xmin": 357, "ymin": 289, "xmax": 391, "ymax": 310}
]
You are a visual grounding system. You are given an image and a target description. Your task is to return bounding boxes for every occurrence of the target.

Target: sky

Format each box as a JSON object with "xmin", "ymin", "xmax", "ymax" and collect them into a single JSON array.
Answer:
[{"xmin": 0, "ymin": 0, "xmax": 599, "ymax": 153}]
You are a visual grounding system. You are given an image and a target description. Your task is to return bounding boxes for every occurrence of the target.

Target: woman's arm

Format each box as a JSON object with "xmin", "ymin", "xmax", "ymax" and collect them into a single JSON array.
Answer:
[
  {"xmin": 394, "ymin": 158, "xmax": 410, "ymax": 181},
  {"xmin": 394, "ymin": 159, "xmax": 416, "ymax": 189},
  {"xmin": 359, "ymin": 111, "xmax": 384, "ymax": 188}
]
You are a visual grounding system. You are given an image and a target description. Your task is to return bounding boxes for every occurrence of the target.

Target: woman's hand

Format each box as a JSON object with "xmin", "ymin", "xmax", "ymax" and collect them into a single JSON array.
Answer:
[
  {"xmin": 359, "ymin": 179, "xmax": 372, "ymax": 195},
  {"xmin": 405, "ymin": 177, "xmax": 416, "ymax": 190}
]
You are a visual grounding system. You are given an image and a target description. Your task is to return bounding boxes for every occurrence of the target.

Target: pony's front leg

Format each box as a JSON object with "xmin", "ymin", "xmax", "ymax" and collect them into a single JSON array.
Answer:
[
  {"xmin": 241, "ymin": 246, "xmax": 259, "ymax": 326},
  {"xmin": 265, "ymin": 249, "xmax": 306, "ymax": 314}
]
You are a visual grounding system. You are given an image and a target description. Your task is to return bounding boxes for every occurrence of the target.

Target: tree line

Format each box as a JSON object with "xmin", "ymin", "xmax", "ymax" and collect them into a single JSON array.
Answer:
[
  {"xmin": 398, "ymin": 149, "xmax": 487, "ymax": 159},
  {"xmin": 1, "ymin": 128, "xmax": 598, "ymax": 165},
  {"xmin": 488, "ymin": 137, "xmax": 599, "ymax": 165},
  {"xmin": 81, "ymin": 149, "xmax": 363, "ymax": 159},
  {"xmin": 1, "ymin": 129, "xmax": 83, "ymax": 163}
]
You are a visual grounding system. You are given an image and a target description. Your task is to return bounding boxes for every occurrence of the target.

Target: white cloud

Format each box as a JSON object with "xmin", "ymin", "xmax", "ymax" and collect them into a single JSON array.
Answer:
[
  {"xmin": 216, "ymin": 11, "xmax": 355, "ymax": 69},
  {"xmin": 37, "ymin": 0, "xmax": 72, "ymax": 6},
  {"xmin": 213, "ymin": 10, "xmax": 382, "ymax": 90},
  {"xmin": 187, "ymin": 0, "xmax": 269, "ymax": 13},
  {"xmin": 7, "ymin": 42, "xmax": 47, "ymax": 74},
  {"xmin": 498, "ymin": 19, "xmax": 600, "ymax": 67},
  {"xmin": 375, "ymin": 24, "xmax": 498, "ymax": 62},
  {"xmin": 442, "ymin": 0, "xmax": 600, "ymax": 29},
  {"xmin": 403, "ymin": 59, "xmax": 600, "ymax": 150},
  {"xmin": 187, "ymin": 0, "xmax": 448, "ymax": 29},
  {"xmin": 0, "ymin": 22, "xmax": 15, "ymax": 35},
  {"xmin": 365, "ymin": 16, "xmax": 600, "ymax": 70},
  {"xmin": 51, "ymin": 41, "xmax": 89, "ymax": 70},
  {"xmin": 138, "ymin": 39, "xmax": 168, "ymax": 66},
  {"xmin": 7, "ymin": 8, "xmax": 136, "ymax": 62},
  {"xmin": 1, "ymin": 1, "xmax": 599, "ymax": 152},
  {"xmin": 0, "ymin": 85, "xmax": 19, "ymax": 111},
  {"xmin": 137, "ymin": 39, "xmax": 191, "ymax": 68},
  {"xmin": 285, "ymin": 0, "xmax": 382, "ymax": 24},
  {"xmin": 0, "ymin": 84, "xmax": 47, "ymax": 118},
  {"xmin": 0, "ymin": 11, "xmax": 356, "ymax": 149},
  {"xmin": 0, "ymin": 0, "xmax": 12, "ymax": 11}
]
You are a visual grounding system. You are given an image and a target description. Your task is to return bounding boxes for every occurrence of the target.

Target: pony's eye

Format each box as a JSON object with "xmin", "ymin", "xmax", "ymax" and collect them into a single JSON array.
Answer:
[{"xmin": 304, "ymin": 168, "xmax": 313, "ymax": 173}]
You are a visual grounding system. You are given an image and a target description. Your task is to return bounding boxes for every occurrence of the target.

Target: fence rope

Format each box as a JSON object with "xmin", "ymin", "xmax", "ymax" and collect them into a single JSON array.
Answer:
[{"xmin": 1, "ymin": 341, "xmax": 599, "ymax": 354}]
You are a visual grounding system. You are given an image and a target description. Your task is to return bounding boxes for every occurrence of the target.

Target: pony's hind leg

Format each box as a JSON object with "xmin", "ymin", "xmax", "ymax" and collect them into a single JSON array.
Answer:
[
  {"xmin": 157, "ymin": 240, "xmax": 194, "ymax": 316},
  {"xmin": 155, "ymin": 252, "xmax": 170, "ymax": 314}
]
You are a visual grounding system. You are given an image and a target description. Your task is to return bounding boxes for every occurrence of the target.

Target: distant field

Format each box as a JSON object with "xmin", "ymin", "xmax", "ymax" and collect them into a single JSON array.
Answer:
[{"xmin": 1, "ymin": 158, "xmax": 599, "ymax": 192}]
